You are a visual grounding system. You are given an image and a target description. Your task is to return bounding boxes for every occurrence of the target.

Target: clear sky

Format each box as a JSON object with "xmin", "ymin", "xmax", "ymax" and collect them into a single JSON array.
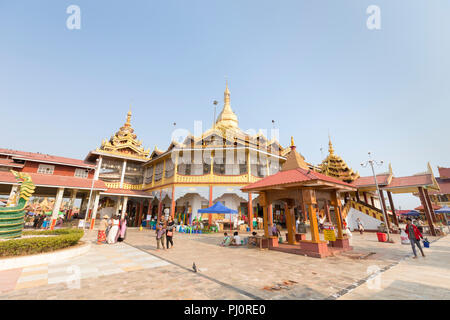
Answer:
[{"xmin": 1, "ymin": 1, "xmax": 448, "ymax": 209}]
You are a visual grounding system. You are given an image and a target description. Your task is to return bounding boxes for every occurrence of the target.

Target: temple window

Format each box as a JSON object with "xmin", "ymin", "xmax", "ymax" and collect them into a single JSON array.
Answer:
[
  {"xmin": 37, "ymin": 164, "xmax": 54, "ymax": 175},
  {"xmin": 165, "ymin": 158, "xmax": 175, "ymax": 178},
  {"xmin": 154, "ymin": 162, "xmax": 164, "ymax": 181},
  {"xmin": 250, "ymin": 151, "xmax": 267, "ymax": 178},
  {"xmin": 123, "ymin": 161, "xmax": 143, "ymax": 185},
  {"xmin": 74, "ymin": 168, "xmax": 89, "ymax": 178},
  {"xmin": 99, "ymin": 158, "xmax": 123, "ymax": 182},
  {"xmin": 144, "ymin": 165, "xmax": 153, "ymax": 184}
]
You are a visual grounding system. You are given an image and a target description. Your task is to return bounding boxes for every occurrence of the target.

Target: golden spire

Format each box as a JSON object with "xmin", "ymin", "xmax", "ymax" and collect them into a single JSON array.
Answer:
[
  {"xmin": 215, "ymin": 81, "xmax": 238, "ymax": 129},
  {"xmin": 125, "ymin": 106, "xmax": 132, "ymax": 127},
  {"xmin": 328, "ymin": 135, "xmax": 334, "ymax": 155},
  {"xmin": 290, "ymin": 136, "xmax": 295, "ymax": 148}
]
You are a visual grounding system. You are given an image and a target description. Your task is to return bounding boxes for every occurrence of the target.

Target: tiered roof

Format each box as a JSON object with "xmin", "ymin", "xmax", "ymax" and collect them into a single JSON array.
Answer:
[
  {"xmin": 97, "ymin": 109, "xmax": 150, "ymax": 160},
  {"xmin": 319, "ymin": 138, "xmax": 359, "ymax": 183}
]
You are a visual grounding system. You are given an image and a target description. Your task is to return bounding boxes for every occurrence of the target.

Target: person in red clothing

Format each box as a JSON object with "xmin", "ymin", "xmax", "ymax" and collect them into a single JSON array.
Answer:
[{"xmin": 405, "ymin": 218, "xmax": 425, "ymax": 258}]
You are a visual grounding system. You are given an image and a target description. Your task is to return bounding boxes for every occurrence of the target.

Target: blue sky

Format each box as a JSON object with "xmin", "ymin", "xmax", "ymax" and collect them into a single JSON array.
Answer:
[{"xmin": 0, "ymin": 1, "xmax": 448, "ymax": 209}]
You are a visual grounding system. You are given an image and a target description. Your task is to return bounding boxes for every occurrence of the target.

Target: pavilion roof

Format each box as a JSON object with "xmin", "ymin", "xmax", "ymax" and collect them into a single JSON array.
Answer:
[
  {"xmin": 242, "ymin": 166, "xmax": 356, "ymax": 192},
  {"xmin": 429, "ymin": 178, "xmax": 450, "ymax": 195},
  {"xmin": 415, "ymin": 204, "xmax": 441, "ymax": 211},
  {"xmin": 0, "ymin": 158, "xmax": 25, "ymax": 168},
  {"xmin": 438, "ymin": 167, "xmax": 450, "ymax": 179},
  {"xmin": 0, "ymin": 148, "xmax": 95, "ymax": 169},
  {"xmin": 353, "ymin": 174, "xmax": 391, "ymax": 187},
  {"xmin": 100, "ymin": 188, "xmax": 153, "ymax": 198},
  {"xmin": 0, "ymin": 171, "xmax": 107, "ymax": 191}
]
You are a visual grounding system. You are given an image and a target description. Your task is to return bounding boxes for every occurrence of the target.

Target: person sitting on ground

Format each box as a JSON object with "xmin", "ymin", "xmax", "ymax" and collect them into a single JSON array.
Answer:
[
  {"xmin": 220, "ymin": 232, "xmax": 231, "ymax": 246},
  {"xmin": 248, "ymin": 231, "xmax": 258, "ymax": 246},
  {"xmin": 230, "ymin": 231, "xmax": 242, "ymax": 246}
]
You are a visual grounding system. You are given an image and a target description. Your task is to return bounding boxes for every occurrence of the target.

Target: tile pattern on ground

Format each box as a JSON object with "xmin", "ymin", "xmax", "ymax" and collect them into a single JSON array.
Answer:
[{"xmin": 0, "ymin": 241, "xmax": 169, "ymax": 294}]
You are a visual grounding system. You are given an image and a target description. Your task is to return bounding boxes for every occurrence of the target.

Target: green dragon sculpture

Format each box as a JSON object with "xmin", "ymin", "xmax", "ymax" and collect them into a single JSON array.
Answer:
[{"xmin": 0, "ymin": 170, "xmax": 36, "ymax": 239}]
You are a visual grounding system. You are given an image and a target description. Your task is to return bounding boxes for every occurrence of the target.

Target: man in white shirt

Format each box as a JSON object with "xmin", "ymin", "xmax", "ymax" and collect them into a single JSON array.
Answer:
[{"xmin": 231, "ymin": 231, "xmax": 241, "ymax": 245}]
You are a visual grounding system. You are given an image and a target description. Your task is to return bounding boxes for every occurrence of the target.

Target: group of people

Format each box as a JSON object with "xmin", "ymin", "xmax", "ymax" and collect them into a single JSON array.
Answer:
[
  {"xmin": 220, "ymin": 231, "xmax": 243, "ymax": 246},
  {"xmin": 97, "ymin": 211, "xmax": 127, "ymax": 245},
  {"xmin": 29, "ymin": 214, "xmax": 64, "ymax": 229},
  {"xmin": 155, "ymin": 216, "xmax": 175, "ymax": 250}
]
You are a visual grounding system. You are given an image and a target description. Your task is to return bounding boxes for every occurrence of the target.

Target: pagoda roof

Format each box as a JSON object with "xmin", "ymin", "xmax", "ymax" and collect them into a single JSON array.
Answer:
[
  {"xmin": 146, "ymin": 83, "xmax": 288, "ymax": 162},
  {"xmin": 319, "ymin": 138, "xmax": 359, "ymax": 183},
  {"xmin": 93, "ymin": 109, "xmax": 150, "ymax": 161}
]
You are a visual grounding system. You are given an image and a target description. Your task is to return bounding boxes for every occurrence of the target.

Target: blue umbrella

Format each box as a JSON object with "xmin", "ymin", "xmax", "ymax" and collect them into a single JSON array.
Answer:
[
  {"xmin": 403, "ymin": 210, "xmax": 420, "ymax": 217},
  {"xmin": 198, "ymin": 202, "xmax": 238, "ymax": 231},
  {"xmin": 198, "ymin": 202, "xmax": 238, "ymax": 214},
  {"xmin": 435, "ymin": 206, "xmax": 450, "ymax": 214}
]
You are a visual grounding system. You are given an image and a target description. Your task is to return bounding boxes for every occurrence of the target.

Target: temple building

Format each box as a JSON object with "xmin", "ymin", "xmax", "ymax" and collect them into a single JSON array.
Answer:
[
  {"xmin": 84, "ymin": 109, "xmax": 153, "ymax": 227},
  {"xmin": 139, "ymin": 83, "xmax": 295, "ymax": 227},
  {"xmin": 0, "ymin": 83, "xmax": 445, "ymax": 236}
]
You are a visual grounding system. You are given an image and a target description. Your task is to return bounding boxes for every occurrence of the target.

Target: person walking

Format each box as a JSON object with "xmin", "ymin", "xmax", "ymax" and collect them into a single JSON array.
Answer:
[
  {"xmin": 405, "ymin": 218, "xmax": 425, "ymax": 259},
  {"xmin": 156, "ymin": 219, "xmax": 166, "ymax": 250},
  {"xmin": 97, "ymin": 215, "xmax": 109, "ymax": 244},
  {"xmin": 357, "ymin": 218, "xmax": 364, "ymax": 235},
  {"xmin": 107, "ymin": 214, "xmax": 120, "ymax": 244},
  {"xmin": 166, "ymin": 216, "xmax": 175, "ymax": 249},
  {"xmin": 117, "ymin": 212, "xmax": 128, "ymax": 242}
]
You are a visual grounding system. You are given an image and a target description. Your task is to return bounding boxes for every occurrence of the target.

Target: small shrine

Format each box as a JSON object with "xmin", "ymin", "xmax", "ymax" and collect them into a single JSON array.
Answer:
[{"xmin": 242, "ymin": 137, "xmax": 355, "ymax": 258}]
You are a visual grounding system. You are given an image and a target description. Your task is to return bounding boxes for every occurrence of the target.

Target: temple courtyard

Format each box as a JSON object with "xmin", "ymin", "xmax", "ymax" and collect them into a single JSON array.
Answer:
[{"xmin": 0, "ymin": 229, "xmax": 449, "ymax": 300}]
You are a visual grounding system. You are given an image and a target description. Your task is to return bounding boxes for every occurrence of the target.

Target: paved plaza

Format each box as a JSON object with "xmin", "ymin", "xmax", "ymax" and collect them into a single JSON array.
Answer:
[{"xmin": 0, "ymin": 228, "xmax": 449, "ymax": 300}]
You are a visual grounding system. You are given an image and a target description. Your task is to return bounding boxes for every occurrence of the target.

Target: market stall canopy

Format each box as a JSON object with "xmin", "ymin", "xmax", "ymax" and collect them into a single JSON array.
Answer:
[
  {"xmin": 435, "ymin": 206, "xmax": 450, "ymax": 214},
  {"xmin": 198, "ymin": 202, "xmax": 238, "ymax": 214},
  {"xmin": 402, "ymin": 210, "xmax": 421, "ymax": 217}
]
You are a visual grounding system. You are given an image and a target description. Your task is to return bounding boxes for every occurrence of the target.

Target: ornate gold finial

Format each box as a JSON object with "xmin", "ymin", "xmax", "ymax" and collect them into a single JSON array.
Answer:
[
  {"xmin": 328, "ymin": 135, "xmax": 334, "ymax": 155},
  {"xmin": 215, "ymin": 80, "xmax": 238, "ymax": 129},
  {"xmin": 290, "ymin": 136, "xmax": 295, "ymax": 147},
  {"xmin": 224, "ymin": 80, "xmax": 230, "ymax": 104},
  {"xmin": 126, "ymin": 107, "xmax": 132, "ymax": 126}
]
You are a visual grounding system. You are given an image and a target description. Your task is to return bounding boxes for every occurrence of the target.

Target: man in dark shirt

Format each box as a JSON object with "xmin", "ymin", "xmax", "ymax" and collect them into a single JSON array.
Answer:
[{"xmin": 405, "ymin": 218, "xmax": 425, "ymax": 259}]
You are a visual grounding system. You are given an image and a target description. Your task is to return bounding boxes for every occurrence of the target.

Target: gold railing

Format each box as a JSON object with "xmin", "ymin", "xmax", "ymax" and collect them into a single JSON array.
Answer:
[
  {"xmin": 348, "ymin": 200, "xmax": 386, "ymax": 222},
  {"xmin": 105, "ymin": 182, "xmax": 144, "ymax": 190}
]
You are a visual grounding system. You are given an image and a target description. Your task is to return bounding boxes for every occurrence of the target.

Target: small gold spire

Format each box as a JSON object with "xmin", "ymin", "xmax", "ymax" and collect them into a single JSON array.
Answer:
[
  {"xmin": 328, "ymin": 136, "xmax": 334, "ymax": 155},
  {"xmin": 126, "ymin": 107, "xmax": 132, "ymax": 126},
  {"xmin": 290, "ymin": 136, "xmax": 295, "ymax": 147}
]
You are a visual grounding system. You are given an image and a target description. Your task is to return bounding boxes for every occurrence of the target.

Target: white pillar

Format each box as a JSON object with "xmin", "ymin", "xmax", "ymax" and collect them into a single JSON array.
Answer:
[
  {"xmin": 120, "ymin": 160, "xmax": 127, "ymax": 188},
  {"xmin": 7, "ymin": 184, "xmax": 19, "ymax": 207},
  {"xmin": 69, "ymin": 189, "xmax": 78, "ymax": 209},
  {"xmin": 94, "ymin": 156, "xmax": 102, "ymax": 181},
  {"xmin": 115, "ymin": 196, "xmax": 122, "ymax": 216},
  {"xmin": 51, "ymin": 188, "xmax": 65, "ymax": 223},
  {"xmin": 121, "ymin": 196, "xmax": 128, "ymax": 219},
  {"xmin": 92, "ymin": 192, "xmax": 101, "ymax": 219}
]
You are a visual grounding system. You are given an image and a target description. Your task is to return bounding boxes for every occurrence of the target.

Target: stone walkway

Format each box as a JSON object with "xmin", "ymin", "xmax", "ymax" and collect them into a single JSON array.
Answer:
[
  {"xmin": 339, "ymin": 235, "xmax": 450, "ymax": 299},
  {"xmin": 0, "ymin": 240, "xmax": 169, "ymax": 294},
  {"xmin": 0, "ymin": 228, "xmax": 448, "ymax": 299}
]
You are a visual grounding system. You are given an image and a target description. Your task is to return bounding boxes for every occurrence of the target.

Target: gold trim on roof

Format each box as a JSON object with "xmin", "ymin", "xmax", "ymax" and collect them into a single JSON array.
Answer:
[
  {"xmin": 98, "ymin": 109, "xmax": 150, "ymax": 160},
  {"xmin": 319, "ymin": 137, "xmax": 359, "ymax": 183}
]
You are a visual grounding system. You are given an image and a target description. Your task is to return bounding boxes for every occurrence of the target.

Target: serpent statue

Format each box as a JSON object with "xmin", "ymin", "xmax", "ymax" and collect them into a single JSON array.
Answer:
[{"xmin": 0, "ymin": 170, "xmax": 36, "ymax": 239}]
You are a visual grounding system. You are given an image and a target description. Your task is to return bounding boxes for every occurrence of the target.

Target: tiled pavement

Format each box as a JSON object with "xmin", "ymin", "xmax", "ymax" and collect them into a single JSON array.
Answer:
[
  {"xmin": 0, "ymin": 228, "xmax": 448, "ymax": 299},
  {"xmin": 0, "ymin": 241, "xmax": 169, "ymax": 294}
]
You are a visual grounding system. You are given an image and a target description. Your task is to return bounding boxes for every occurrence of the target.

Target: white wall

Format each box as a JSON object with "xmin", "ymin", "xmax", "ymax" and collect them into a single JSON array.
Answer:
[{"xmin": 345, "ymin": 207, "xmax": 382, "ymax": 231}]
